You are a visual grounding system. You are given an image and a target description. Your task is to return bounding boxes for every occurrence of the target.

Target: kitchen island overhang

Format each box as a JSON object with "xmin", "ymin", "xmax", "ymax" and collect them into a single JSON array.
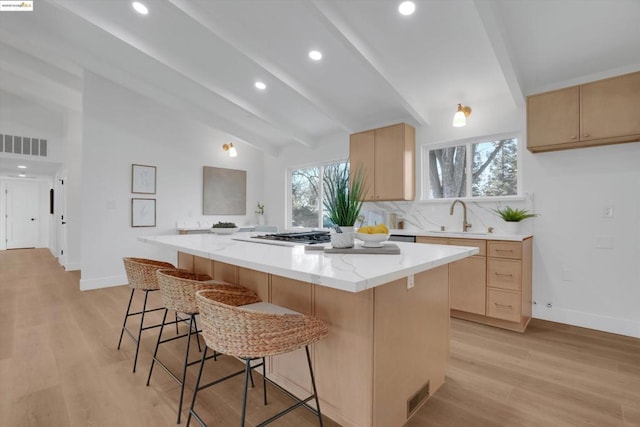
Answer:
[
  {"xmin": 140, "ymin": 233, "xmax": 478, "ymax": 293},
  {"xmin": 140, "ymin": 233, "xmax": 477, "ymax": 427}
]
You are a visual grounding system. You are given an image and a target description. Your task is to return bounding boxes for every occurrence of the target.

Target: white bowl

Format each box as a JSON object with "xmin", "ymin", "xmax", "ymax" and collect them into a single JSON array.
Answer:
[
  {"xmin": 355, "ymin": 233, "xmax": 390, "ymax": 248},
  {"xmin": 212, "ymin": 227, "xmax": 239, "ymax": 235}
]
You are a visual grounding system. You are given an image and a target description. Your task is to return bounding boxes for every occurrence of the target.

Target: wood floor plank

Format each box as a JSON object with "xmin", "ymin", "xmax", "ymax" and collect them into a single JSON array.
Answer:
[{"xmin": 1, "ymin": 248, "xmax": 639, "ymax": 426}]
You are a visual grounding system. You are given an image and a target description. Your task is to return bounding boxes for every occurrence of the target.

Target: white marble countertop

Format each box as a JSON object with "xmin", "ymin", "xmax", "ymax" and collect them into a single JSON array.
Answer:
[
  {"xmin": 140, "ymin": 233, "xmax": 478, "ymax": 293},
  {"xmin": 388, "ymin": 229, "xmax": 533, "ymax": 241}
]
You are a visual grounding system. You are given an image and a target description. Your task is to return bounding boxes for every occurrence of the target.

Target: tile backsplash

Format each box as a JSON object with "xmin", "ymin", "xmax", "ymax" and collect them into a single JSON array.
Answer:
[{"xmin": 360, "ymin": 193, "xmax": 535, "ymax": 235}]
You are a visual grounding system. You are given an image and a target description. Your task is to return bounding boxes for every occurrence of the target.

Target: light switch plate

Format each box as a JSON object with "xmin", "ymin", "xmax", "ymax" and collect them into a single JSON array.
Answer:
[{"xmin": 596, "ymin": 236, "xmax": 614, "ymax": 249}]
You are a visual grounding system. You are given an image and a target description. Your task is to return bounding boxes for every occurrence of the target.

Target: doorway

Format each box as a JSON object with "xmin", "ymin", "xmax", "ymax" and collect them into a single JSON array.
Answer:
[{"xmin": 4, "ymin": 180, "xmax": 40, "ymax": 249}]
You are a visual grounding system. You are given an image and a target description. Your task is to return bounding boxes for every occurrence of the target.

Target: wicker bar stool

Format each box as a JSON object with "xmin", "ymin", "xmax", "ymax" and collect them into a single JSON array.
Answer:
[
  {"xmin": 188, "ymin": 289, "xmax": 329, "ymax": 427},
  {"xmin": 147, "ymin": 269, "xmax": 260, "ymax": 424},
  {"xmin": 118, "ymin": 257, "xmax": 175, "ymax": 373}
]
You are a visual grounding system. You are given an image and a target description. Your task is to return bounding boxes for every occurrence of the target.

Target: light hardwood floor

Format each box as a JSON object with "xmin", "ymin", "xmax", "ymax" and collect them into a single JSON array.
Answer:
[{"xmin": 1, "ymin": 249, "xmax": 639, "ymax": 426}]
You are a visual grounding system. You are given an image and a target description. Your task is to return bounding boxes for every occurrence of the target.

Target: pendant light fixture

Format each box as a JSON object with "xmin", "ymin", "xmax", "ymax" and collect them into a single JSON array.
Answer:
[
  {"xmin": 453, "ymin": 103, "xmax": 472, "ymax": 127},
  {"xmin": 222, "ymin": 143, "xmax": 238, "ymax": 157}
]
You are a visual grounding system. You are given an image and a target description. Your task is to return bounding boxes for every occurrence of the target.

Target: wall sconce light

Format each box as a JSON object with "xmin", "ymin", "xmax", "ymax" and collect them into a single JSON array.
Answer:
[
  {"xmin": 222, "ymin": 143, "xmax": 238, "ymax": 157},
  {"xmin": 452, "ymin": 103, "xmax": 472, "ymax": 127}
]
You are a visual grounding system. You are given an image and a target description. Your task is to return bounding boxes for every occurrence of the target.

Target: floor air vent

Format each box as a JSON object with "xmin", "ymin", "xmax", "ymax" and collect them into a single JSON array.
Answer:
[
  {"xmin": 407, "ymin": 381, "xmax": 430, "ymax": 418},
  {"xmin": 0, "ymin": 134, "xmax": 48, "ymax": 157}
]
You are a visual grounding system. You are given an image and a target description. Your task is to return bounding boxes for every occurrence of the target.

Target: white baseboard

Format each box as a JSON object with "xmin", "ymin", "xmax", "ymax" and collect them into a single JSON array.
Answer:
[
  {"xmin": 65, "ymin": 262, "xmax": 82, "ymax": 271},
  {"xmin": 80, "ymin": 274, "xmax": 127, "ymax": 291},
  {"xmin": 533, "ymin": 305, "xmax": 640, "ymax": 339}
]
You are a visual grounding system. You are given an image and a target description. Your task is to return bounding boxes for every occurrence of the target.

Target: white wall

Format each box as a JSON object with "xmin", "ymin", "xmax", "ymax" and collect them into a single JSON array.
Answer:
[
  {"xmin": 264, "ymin": 104, "xmax": 640, "ymax": 338},
  {"xmin": 79, "ymin": 72, "xmax": 264, "ymax": 290}
]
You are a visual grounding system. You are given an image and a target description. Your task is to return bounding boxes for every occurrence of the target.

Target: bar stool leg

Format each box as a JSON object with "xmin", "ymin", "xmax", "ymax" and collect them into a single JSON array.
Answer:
[
  {"xmin": 117, "ymin": 288, "xmax": 135, "ymax": 350},
  {"xmin": 241, "ymin": 359, "xmax": 252, "ymax": 427},
  {"xmin": 177, "ymin": 314, "xmax": 195, "ymax": 424},
  {"xmin": 187, "ymin": 346, "xmax": 208, "ymax": 427},
  {"xmin": 192, "ymin": 315, "xmax": 202, "ymax": 352},
  {"xmin": 132, "ymin": 290, "xmax": 151, "ymax": 373},
  {"xmin": 146, "ymin": 308, "xmax": 169, "ymax": 386},
  {"xmin": 262, "ymin": 357, "xmax": 267, "ymax": 405},
  {"xmin": 305, "ymin": 346, "xmax": 324, "ymax": 427}
]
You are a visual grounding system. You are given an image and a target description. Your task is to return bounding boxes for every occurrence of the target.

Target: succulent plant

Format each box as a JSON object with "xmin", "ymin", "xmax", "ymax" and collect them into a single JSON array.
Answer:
[
  {"xmin": 211, "ymin": 221, "xmax": 237, "ymax": 228},
  {"xmin": 493, "ymin": 206, "xmax": 538, "ymax": 222}
]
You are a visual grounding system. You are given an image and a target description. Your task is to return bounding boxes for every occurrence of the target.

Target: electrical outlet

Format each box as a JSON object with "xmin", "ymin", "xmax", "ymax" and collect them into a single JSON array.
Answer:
[
  {"xmin": 407, "ymin": 274, "xmax": 415, "ymax": 289},
  {"xmin": 602, "ymin": 206, "xmax": 614, "ymax": 218}
]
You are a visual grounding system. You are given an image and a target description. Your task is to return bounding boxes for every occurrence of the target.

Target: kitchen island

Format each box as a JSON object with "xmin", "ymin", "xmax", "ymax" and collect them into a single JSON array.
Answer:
[{"xmin": 141, "ymin": 233, "xmax": 477, "ymax": 427}]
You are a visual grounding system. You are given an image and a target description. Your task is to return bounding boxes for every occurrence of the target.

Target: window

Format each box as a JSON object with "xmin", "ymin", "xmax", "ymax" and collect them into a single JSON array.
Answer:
[
  {"xmin": 288, "ymin": 161, "xmax": 347, "ymax": 229},
  {"xmin": 425, "ymin": 137, "xmax": 519, "ymax": 199}
]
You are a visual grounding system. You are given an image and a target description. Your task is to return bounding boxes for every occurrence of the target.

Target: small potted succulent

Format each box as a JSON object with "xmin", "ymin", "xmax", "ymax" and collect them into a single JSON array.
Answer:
[{"xmin": 493, "ymin": 206, "xmax": 537, "ymax": 234}]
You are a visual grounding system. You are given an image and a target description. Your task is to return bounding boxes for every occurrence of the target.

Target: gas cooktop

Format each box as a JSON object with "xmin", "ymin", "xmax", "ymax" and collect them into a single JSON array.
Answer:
[{"xmin": 251, "ymin": 231, "xmax": 330, "ymax": 245}]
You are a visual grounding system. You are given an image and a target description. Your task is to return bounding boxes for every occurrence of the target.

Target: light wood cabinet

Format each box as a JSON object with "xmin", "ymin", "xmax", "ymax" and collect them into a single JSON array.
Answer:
[
  {"xmin": 527, "ymin": 71, "xmax": 640, "ymax": 152},
  {"xmin": 178, "ymin": 251, "xmax": 451, "ymax": 427},
  {"xmin": 417, "ymin": 236, "xmax": 533, "ymax": 333},
  {"xmin": 349, "ymin": 122, "xmax": 415, "ymax": 201}
]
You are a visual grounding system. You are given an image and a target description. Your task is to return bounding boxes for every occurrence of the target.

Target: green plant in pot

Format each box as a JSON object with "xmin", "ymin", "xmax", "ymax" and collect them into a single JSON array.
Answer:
[
  {"xmin": 493, "ymin": 206, "xmax": 537, "ymax": 234},
  {"xmin": 323, "ymin": 163, "xmax": 367, "ymax": 248}
]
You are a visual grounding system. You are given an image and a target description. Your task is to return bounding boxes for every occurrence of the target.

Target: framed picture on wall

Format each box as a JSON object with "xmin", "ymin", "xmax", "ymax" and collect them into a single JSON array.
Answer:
[
  {"xmin": 132, "ymin": 164, "xmax": 156, "ymax": 194},
  {"xmin": 131, "ymin": 198, "xmax": 156, "ymax": 227}
]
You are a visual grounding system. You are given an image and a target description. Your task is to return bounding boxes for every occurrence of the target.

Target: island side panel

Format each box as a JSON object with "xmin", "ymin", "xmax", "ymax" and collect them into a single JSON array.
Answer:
[
  {"xmin": 373, "ymin": 265, "xmax": 449, "ymax": 427},
  {"xmin": 237, "ymin": 267, "xmax": 269, "ymax": 302},
  {"xmin": 213, "ymin": 261, "xmax": 238, "ymax": 284},
  {"xmin": 314, "ymin": 285, "xmax": 375, "ymax": 427},
  {"xmin": 270, "ymin": 275, "xmax": 314, "ymax": 395},
  {"xmin": 177, "ymin": 252, "xmax": 194, "ymax": 271}
]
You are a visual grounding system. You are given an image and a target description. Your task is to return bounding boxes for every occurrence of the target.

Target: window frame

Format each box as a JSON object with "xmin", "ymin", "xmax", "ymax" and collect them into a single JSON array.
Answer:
[
  {"xmin": 286, "ymin": 158, "xmax": 347, "ymax": 230},
  {"xmin": 420, "ymin": 132, "xmax": 524, "ymax": 202}
]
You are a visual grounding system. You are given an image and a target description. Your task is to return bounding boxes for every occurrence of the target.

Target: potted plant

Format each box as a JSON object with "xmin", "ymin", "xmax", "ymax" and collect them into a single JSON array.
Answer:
[
  {"xmin": 323, "ymin": 163, "xmax": 366, "ymax": 248},
  {"xmin": 493, "ymin": 206, "xmax": 537, "ymax": 234},
  {"xmin": 255, "ymin": 202, "xmax": 265, "ymax": 225}
]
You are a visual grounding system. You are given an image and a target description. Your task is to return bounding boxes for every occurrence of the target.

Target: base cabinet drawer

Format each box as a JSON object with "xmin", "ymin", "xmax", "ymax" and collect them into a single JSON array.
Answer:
[
  {"xmin": 487, "ymin": 258, "xmax": 522, "ymax": 291},
  {"xmin": 487, "ymin": 289, "xmax": 522, "ymax": 323}
]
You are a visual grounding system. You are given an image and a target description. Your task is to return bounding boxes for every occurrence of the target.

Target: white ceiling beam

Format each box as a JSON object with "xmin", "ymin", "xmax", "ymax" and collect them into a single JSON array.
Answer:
[
  {"xmin": 48, "ymin": 0, "xmax": 312, "ymax": 150},
  {"xmin": 309, "ymin": 0, "xmax": 429, "ymax": 126},
  {"xmin": 473, "ymin": 0, "xmax": 524, "ymax": 108},
  {"xmin": 168, "ymin": 0, "xmax": 357, "ymax": 136}
]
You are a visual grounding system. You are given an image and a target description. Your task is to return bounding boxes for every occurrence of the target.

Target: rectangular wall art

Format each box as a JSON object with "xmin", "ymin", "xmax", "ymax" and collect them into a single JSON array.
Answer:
[{"xmin": 203, "ymin": 166, "xmax": 246, "ymax": 215}]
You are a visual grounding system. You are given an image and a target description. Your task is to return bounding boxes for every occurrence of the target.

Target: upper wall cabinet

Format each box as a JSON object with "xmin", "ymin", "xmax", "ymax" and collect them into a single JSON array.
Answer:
[
  {"xmin": 527, "ymin": 71, "xmax": 640, "ymax": 152},
  {"xmin": 349, "ymin": 123, "xmax": 415, "ymax": 201}
]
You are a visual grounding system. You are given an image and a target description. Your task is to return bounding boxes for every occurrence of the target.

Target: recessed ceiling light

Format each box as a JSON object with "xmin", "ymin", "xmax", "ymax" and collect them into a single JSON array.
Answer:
[
  {"xmin": 18, "ymin": 173, "xmax": 26, "ymax": 177},
  {"xmin": 18, "ymin": 165, "xmax": 27, "ymax": 169},
  {"xmin": 132, "ymin": 2, "xmax": 148, "ymax": 15},
  {"xmin": 254, "ymin": 81, "xmax": 266, "ymax": 90},
  {"xmin": 398, "ymin": 1, "xmax": 415, "ymax": 16},
  {"xmin": 309, "ymin": 50, "xmax": 322, "ymax": 61}
]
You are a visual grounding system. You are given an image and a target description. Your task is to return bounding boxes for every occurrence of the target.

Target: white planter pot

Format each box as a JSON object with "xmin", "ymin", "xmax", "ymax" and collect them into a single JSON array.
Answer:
[
  {"xmin": 330, "ymin": 226, "xmax": 355, "ymax": 248},
  {"xmin": 257, "ymin": 215, "xmax": 265, "ymax": 225},
  {"xmin": 504, "ymin": 221, "xmax": 521, "ymax": 235}
]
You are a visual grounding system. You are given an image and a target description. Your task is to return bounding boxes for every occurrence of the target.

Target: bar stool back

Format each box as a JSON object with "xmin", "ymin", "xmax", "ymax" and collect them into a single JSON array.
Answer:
[
  {"xmin": 188, "ymin": 289, "xmax": 329, "ymax": 427},
  {"xmin": 147, "ymin": 269, "xmax": 260, "ymax": 424},
  {"xmin": 117, "ymin": 257, "xmax": 174, "ymax": 373}
]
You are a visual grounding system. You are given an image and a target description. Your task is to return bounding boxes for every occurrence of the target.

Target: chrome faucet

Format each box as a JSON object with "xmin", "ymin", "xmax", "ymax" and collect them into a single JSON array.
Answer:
[{"xmin": 450, "ymin": 199, "xmax": 472, "ymax": 232}]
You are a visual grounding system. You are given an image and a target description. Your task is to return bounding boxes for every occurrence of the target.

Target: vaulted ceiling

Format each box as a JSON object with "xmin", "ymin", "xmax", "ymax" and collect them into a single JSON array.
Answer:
[{"xmin": 1, "ymin": 0, "xmax": 639, "ymax": 170}]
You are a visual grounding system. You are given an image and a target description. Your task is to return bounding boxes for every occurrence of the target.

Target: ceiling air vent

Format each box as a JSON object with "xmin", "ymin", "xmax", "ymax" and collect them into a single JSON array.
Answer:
[{"xmin": 0, "ymin": 134, "xmax": 48, "ymax": 157}]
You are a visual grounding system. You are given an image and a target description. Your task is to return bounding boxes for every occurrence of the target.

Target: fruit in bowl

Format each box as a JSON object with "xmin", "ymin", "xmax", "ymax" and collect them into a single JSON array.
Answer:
[
  {"xmin": 356, "ymin": 224, "xmax": 390, "ymax": 248},
  {"xmin": 211, "ymin": 221, "xmax": 239, "ymax": 235}
]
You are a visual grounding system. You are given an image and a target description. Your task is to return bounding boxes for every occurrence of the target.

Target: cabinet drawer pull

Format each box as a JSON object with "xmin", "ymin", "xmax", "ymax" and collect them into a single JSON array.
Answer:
[
  {"xmin": 494, "ymin": 272, "xmax": 513, "ymax": 277},
  {"xmin": 570, "ymin": 135, "xmax": 577, "ymax": 140},
  {"xmin": 494, "ymin": 303, "xmax": 513, "ymax": 309},
  {"xmin": 495, "ymin": 249, "xmax": 513, "ymax": 253},
  {"xmin": 583, "ymin": 133, "xmax": 590, "ymax": 138}
]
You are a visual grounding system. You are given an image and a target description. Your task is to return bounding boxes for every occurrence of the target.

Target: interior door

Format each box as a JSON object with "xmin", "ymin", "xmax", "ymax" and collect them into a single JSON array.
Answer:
[{"xmin": 5, "ymin": 180, "xmax": 40, "ymax": 249}]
